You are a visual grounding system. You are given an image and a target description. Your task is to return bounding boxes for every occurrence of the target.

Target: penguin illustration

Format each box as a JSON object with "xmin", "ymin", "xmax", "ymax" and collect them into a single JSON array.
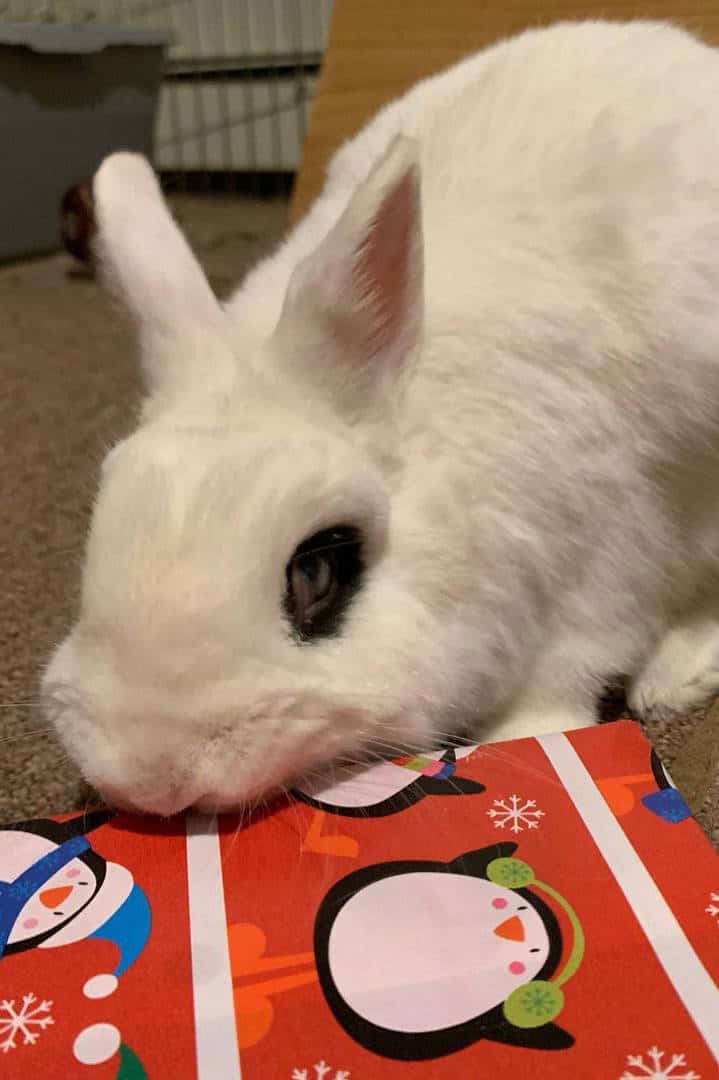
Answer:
[
  {"xmin": 0, "ymin": 811, "xmax": 151, "ymax": 1000},
  {"xmin": 314, "ymin": 842, "xmax": 584, "ymax": 1060},
  {"xmin": 641, "ymin": 749, "xmax": 692, "ymax": 824},
  {"xmin": 294, "ymin": 745, "xmax": 485, "ymax": 818}
]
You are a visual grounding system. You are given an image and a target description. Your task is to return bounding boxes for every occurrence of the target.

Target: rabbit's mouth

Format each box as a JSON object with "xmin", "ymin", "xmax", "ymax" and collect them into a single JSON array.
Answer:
[{"xmin": 43, "ymin": 618, "xmax": 441, "ymax": 819}]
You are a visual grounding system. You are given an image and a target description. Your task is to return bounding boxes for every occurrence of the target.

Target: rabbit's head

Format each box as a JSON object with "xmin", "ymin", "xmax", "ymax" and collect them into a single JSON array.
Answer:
[{"xmin": 41, "ymin": 138, "xmax": 459, "ymax": 815}]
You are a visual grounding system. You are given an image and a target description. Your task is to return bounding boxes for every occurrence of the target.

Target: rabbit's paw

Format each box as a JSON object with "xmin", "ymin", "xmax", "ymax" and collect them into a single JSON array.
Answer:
[{"xmin": 630, "ymin": 617, "xmax": 719, "ymax": 720}]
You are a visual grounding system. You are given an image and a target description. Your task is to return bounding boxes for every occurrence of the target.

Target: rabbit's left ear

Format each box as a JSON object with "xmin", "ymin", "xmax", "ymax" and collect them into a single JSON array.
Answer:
[
  {"xmin": 274, "ymin": 135, "xmax": 424, "ymax": 414},
  {"xmin": 94, "ymin": 153, "xmax": 233, "ymax": 398}
]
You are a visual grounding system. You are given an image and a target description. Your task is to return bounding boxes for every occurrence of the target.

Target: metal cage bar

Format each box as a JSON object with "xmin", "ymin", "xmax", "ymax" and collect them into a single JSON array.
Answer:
[{"xmin": 0, "ymin": 0, "xmax": 334, "ymax": 178}]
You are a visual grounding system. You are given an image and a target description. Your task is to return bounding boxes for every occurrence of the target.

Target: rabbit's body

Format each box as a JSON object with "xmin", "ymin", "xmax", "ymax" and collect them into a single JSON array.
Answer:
[{"xmin": 43, "ymin": 20, "xmax": 719, "ymax": 814}]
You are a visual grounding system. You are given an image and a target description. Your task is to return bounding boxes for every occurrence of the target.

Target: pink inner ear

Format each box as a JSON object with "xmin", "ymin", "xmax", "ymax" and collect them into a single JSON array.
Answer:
[{"xmin": 354, "ymin": 168, "xmax": 417, "ymax": 356}]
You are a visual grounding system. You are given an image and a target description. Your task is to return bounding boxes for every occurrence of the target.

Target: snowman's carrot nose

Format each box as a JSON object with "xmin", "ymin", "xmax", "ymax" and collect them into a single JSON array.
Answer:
[
  {"xmin": 39, "ymin": 885, "xmax": 73, "ymax": 909},
  {"xmin": 494, "ymin": 915, "xmax": 525, "ymax": 942}
]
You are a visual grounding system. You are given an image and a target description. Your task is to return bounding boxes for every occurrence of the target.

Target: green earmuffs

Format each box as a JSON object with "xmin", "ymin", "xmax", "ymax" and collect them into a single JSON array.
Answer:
[{"xmin": 486, "ymin": 856, "xmax": 585, "ymax": 1030}]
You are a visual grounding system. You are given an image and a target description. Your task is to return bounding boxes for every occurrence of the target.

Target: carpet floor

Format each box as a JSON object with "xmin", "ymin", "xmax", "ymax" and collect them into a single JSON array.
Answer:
[{"xmin": 1, "ymin": 192, "xmax": 717, "ymax": 849}]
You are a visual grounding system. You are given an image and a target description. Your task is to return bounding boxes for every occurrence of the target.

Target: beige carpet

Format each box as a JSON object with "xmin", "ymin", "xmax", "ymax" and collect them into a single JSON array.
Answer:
[{"xmin": 1, "ymin": 192, "xmax": 717, "ymax": 849}]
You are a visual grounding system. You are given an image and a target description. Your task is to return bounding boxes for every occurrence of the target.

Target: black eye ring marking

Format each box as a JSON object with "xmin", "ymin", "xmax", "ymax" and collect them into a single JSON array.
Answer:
[{"xmin": 284, "ymin": 525, "xmax": 364, "ymax": 642}]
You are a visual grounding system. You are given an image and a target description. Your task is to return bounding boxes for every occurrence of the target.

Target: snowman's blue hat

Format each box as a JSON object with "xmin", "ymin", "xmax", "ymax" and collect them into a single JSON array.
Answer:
[
  {"xmin": 89, "ymin": 883, "xmax": 151, "ymax": 976},
  {"xmin": 0, "ymin": 834, "xmax": 89, "ymax": 958}
]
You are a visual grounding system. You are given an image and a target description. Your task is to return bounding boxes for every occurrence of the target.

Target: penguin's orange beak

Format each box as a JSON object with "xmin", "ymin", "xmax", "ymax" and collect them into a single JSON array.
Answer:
[{"xmin": 494, "ymin": 915, "xmax": 525, "ymax": 942}]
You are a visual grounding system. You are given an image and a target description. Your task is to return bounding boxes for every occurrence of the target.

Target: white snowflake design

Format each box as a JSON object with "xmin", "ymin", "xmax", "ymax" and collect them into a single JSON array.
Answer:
[
  {"xmin": 705, "ymin": 892, "xmax": 719, "ymax": 924},
  {"xmin": 0, "ymin": 994, "xmax": 54, "ymax": 1053},
  {"xmin": 486, "ymin": 794, "xmax": 545, "ymax": 834},
  {"xmin": 291, "ymin": 1061, "xmax": 351, "ymax": 1080},
  {"xmin": 620, "ymin": 1045, "xmax": 700, "ymax": 1079}
]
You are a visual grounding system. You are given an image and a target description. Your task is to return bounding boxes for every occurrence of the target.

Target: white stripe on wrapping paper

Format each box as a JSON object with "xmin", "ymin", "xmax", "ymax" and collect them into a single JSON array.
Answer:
[
  {"xmin": 185, "ymin": 814, "xmax": 242, "ymax": 1080},
  {"xmin": 538, "ymin": 733, "xmax": 719, "ymax": 1062}
]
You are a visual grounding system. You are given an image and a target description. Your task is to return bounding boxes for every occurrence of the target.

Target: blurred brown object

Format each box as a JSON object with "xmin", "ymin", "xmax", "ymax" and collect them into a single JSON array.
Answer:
[
  {"xmin": 290, "ymin": 0, "xmax": 719, "ymax": 224},
  {"xmin": 669, "ymin": 698, "xmax": 719, "ymax": 820},
  {"xmin": 60, "ymin": 181, "xmax": 96, "ymax": 265}
]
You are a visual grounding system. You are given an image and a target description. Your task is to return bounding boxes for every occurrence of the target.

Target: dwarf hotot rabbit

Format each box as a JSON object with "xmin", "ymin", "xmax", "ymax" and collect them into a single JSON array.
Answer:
[{"xmin": 42, "ymin": 20, "xmax": 719, "ymax": 815}]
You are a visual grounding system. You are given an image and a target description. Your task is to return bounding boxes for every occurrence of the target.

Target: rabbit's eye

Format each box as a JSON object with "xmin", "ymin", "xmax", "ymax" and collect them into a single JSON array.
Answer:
[{"xmin": 285, "ymin": 526, "xmax": 363, "ymax": 641}]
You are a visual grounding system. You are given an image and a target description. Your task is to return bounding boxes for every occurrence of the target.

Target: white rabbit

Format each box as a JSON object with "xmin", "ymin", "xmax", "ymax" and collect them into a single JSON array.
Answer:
[{"xmin": 42, "ymin": 19, "xmax": 719, "ymax": 815}]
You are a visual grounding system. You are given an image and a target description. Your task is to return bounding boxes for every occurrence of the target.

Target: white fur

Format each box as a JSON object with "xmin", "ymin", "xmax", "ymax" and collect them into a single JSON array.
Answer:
[{"xmin": 43, "ymin": 20, "xmax": 719, "ymax": 813}]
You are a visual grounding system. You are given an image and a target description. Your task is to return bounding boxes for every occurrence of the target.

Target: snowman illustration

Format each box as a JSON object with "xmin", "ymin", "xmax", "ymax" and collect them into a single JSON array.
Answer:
[
  {"xmin": 0, "ymin": 810, "xmax": 151, "ymax": 1000},
  {"xmin": 293, "ymin": 745, "xmax": 485, "ymax": 818},
  {"xmin": 314, "ymin": 841, "xmax": 584, "ymax": 1059}
]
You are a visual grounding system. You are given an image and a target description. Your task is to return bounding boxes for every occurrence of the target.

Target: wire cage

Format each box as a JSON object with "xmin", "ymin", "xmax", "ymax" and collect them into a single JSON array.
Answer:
[{"xmin": 1, "ymin": 0, "xmax": 334, "ymax": 195}]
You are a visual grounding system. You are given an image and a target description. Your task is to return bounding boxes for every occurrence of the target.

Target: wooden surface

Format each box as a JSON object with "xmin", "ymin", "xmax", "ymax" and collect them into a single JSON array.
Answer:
[{"xmin": 289, "ymin": 0, "xmax": 719, "ymax": 223}]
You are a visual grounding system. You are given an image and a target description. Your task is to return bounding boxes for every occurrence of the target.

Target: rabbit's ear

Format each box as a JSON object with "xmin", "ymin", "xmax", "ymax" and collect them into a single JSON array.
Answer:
[
  {"xmin": 275, "ymin": 135, "xmax": 423, "ymax": 413},
  {"xmin": 93, "ymin": 153, "xmax": 231, "ymax": 396}
]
